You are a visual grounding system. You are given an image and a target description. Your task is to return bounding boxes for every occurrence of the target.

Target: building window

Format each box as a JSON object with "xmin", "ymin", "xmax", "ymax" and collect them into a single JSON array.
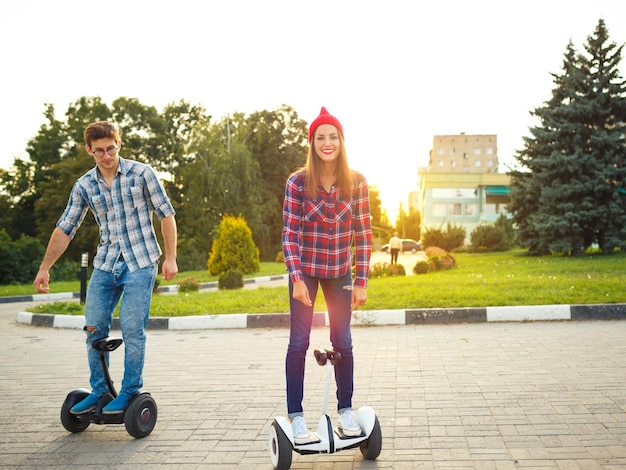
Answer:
[
  {"xmin": 437, "ymin": 148, "xmax": 444, "ymax": 155},
  {"xmin": 475, "ymin": 160, "xmax": 481, "ymax": 167},
  {"xmin": 486, "ymin": 160, "xmax": 493, "ymax": 167},
  {"xmin": 465, "ymin": 203, "xmax": 478, "ymax": 216},
  {"xmin": 463, "ymin": 152, "xmax": 469, "ymax": 159},
  {"xmin": 447, "ymin": 203, "xmax": 462, "ymax": 216},
  {"xmin": 486, "ymin": 148, "xmax": 493, "ymax": 155},
  {"xmin": 433, "ymin": 204, "xmax": 447, "ymax": 216},
  {"xmin": 474, "ymin": 148, "xmax": 481, "ymax": 155},
  {"xmin": 450, "ymin": 160, "xmax": 456, "ymax": 167},
  {"xmin": 438, "ymin": 160, "xmax": 444, "ymax": 167},
  {"xmin": 450, "ymin": 147, "xmax": 455, "ymax": 154}
]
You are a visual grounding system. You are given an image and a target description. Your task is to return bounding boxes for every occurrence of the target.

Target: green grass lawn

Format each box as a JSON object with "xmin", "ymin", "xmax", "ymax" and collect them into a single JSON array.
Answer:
[
  {"xmin": 0, "ymin": 263, "xmax": 288, "ymax": 297},
  {"xmin": 17, "ymin": 249, "xmax": 626, "ymax": 316}
]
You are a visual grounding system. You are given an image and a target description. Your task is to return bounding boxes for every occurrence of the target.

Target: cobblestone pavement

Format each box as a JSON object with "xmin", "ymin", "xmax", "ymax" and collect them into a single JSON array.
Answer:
[{"xmin": 1, "ymin": 299, "xmax": 626, "ymax": 469}]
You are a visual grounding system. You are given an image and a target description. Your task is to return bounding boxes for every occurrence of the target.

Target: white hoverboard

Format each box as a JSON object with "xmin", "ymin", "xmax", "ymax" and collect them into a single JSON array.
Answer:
[{"xmin": 269, "ymin": 349, "xmax": 382, "ymax": 470}]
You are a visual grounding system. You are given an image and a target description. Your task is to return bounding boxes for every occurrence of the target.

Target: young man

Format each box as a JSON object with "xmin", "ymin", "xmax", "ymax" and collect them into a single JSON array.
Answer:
[
  {"xmin": 33, "ymin": 121, "xmax": 178, "ymax": 415},
  {"xmin": 389, "ymin": 232, "xmax": 402, "ymax": 265}
]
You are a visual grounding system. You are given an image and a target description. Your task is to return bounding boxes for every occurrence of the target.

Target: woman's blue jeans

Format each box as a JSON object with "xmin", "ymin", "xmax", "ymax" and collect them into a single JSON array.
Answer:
[
  {"xmin": 83, "ymin": 259, "xmax": 157, "ymax": 399},
  {"xmin": 286, "ymin": 270, "xmax": 354, "ymax": 417}
]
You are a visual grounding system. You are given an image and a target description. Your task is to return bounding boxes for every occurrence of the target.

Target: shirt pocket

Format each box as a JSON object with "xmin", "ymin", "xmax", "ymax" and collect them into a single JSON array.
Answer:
[
  {"xmin": 335, "ymin": 198, "xmax": 353, "ymax": 222},
  {"xmin": 127, "ymin": 186, "xmax": 146, "ymax": 211},
  {"xmin": 91, "ymin": 194, "xmax": 108, "ymax": 217},
  {"xmin": 303, "ymin": 199, "xmax": 327, "ymax": 222}
]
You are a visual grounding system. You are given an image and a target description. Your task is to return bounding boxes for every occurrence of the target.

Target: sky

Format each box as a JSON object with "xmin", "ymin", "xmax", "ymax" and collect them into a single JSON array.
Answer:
[{"xmin": 2, "ymin": 0, "xmax": 626, "ymax": 222}]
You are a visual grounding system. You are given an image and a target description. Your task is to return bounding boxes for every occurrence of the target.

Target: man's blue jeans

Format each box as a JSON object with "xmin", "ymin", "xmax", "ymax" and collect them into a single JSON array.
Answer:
[
  {"xmin": 83, "ymin": 259, "xmax": 157, "ymax": 399},
  {"xmin": 286, "ymin": 270, "xmax": 354, "ymax": 417}
]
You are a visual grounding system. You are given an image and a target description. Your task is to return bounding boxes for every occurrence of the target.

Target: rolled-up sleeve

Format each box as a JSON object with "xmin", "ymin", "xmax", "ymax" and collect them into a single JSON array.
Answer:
[
  {"xmin": 56, "ymin": 182, "xmax": 89, "ymax": 240},
  {"xmin": 142, "ymin": 166, "xmax": 175, "ymax": 220}
]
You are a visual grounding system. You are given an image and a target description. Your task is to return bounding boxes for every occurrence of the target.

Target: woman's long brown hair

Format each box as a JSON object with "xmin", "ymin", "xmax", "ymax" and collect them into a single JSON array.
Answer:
[{"xmin": 300, "ymin": 130, "xmax": 357, "ymax": 200}]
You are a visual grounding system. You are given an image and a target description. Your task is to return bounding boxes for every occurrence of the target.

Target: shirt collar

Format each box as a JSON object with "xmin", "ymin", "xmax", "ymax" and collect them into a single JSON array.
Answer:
[{"xmin": 92, "ymin": 156, "xmax": 127, "ymax": 181}]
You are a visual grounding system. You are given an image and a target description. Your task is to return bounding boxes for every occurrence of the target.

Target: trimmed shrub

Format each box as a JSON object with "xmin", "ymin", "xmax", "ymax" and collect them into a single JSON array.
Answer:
[
  {"xmin": 208, "ymin": 215, "xmax": 260, "ymax": 276},
  {"xmin": 413, "ymin": 261, "xmax": 429, "ymax": 274},
  {"xmin": 219, "ymin": 269, "xmax": 244, "ymax": 290}
]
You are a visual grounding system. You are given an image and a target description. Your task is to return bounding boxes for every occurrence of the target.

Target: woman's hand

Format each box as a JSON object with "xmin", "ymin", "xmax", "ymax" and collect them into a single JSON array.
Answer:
[
  {"xmin": 292, "ymin": 280, "xmax": 312, "ymax": 307},
  {"xmin": 351, "ymin": 286, "xmax": 367, "ymax": 310}
]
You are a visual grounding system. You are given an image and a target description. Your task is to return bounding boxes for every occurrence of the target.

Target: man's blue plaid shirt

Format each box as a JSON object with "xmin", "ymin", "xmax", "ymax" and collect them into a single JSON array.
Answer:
[{"xmin": 57, "ymin": 156, "xmax": 175, "ymax": 273}]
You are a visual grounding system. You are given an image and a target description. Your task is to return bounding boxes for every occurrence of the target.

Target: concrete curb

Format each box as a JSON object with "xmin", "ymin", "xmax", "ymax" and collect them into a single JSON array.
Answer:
[
  {"xmin": 0, "ymin": 291, "xmax": 80, "ymax": 304},
  {"xmin": 0, "ymin": 274, "xmax": 291, "ymax": 303},
  {"xmin": 15, "ymin": 303, "xmax": 626, "ymax": 330}
]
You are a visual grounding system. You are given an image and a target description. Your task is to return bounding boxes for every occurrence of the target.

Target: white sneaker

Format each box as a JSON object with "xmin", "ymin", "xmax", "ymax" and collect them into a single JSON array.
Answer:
[
  {"xmin": 291, "ymin": 416, "xmax": 313, "ymax": 445},
  {"xmin": 338, "ymin": 409, "xmax": 362, "ymax": 437}
]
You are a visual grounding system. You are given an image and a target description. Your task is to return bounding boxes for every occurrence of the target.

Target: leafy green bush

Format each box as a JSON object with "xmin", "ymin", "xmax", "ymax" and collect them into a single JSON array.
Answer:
[
  {"xmin": 413, "ymin": 261, "xmax": 429, "ymax": 274},
  {"xmin": 275, "ymin": 250, "xmax": 284, "ymax": 263},
  {"xmin": 51, "ymin": 260, "xmax": 84, "ymax": 282},
  {"xmin": 469, "ymin": 224, "xmax": 510, "ymax": 252},
  {"xmin": 0, "ymin": 230, "xmax": 45, "ymax": 284},
  {"xmin": 177, "ymin": 276, "xmax": 201, "ymax": 293},
  {"xmin": 495, "ymin": 214, "xmax": 516, "ymax": 247},
  {"xmin": 369, "ymin": 262, "xmax": 406, "ymax": 278},
  {"xmin": 208, "ymin": 215, "xmax": 260, "ymax": 275},
  {"xmin": 219, "ymin": 269, "xmax": 244, "ymax": 290},
  {"xmin": 422, "ymin": 222, "xmax": 466, "ymax": 252}
]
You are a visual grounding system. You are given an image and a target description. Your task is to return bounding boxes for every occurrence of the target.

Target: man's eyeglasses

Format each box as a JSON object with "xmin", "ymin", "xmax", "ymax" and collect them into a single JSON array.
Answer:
[{"xmin": 90, "ymin": 146, "xmax": 119, "ymax": 158}]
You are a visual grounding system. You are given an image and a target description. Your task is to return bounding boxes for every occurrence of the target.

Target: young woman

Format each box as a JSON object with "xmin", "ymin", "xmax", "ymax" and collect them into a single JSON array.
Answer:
[{"xmin": 281, "ymin": 107, "xmax": 372, "ymax": 443}]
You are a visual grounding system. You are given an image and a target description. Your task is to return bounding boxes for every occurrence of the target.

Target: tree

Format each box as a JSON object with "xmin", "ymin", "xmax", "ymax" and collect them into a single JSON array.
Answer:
[
  {"xmin": 394, "ymin": 204, "xmax": 421, "ymax": 241},
  {"xmin": 509, "ymin": 19, "xmax": 626, "ymax": 255},
  {"xmin": 368, "ymin": 185, "xmax": 384, "ymax": 228},
  {"xmin": 242, "ymin": 105, "xmax": 308, "ymax": 259},
  {"xmin": 35, "ymin": 151, "xmax": 99, "ymax": 261},
  {"xmin": 1, "ymin": 98, "xmax": 311, "ymax": 269},
  {"xmin": 173, "ymin": 112, "xmax": 265, "ymax": 266},
  {"xmin": 0, "ymin": 229, "xmax": 45, "ymax": 284},
  {"xmin": 0, "ymin": 103, "xmax": 68, "ymax": 240}
]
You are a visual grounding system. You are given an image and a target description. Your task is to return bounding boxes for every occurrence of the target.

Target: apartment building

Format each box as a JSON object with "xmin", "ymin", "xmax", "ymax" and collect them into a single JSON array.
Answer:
[{"xmin": 417, "ymin": 133, "xmax": 511, "ymax": 242}]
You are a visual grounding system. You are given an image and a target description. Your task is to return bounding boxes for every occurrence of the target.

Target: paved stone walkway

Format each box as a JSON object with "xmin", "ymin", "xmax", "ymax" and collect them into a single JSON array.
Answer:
[{"xmin": 1, "ymin": 298, "xmax": 626, "ymax": 469}]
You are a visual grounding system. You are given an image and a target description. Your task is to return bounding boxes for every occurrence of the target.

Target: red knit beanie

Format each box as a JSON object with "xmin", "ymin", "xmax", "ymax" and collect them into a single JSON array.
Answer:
[{"xmin": 308, "ymin": 107, "xmax": 344, "ymax": 142}]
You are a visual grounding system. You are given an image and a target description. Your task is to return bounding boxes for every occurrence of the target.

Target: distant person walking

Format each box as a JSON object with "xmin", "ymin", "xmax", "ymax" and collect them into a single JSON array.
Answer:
[
  {"xmin": 389, "ymin": 232, "xmax": 402, "ymax": 264},
  {"xmin": 281, "ymin": 107, "xmax": 372, "ymax": 444},
  {"xmin": 33, "ymin": 121, "xmax": 178, "ymax": 416}
]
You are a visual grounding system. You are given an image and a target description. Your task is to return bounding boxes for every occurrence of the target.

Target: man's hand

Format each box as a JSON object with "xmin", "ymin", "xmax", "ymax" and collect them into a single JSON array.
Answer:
[
  {"xmin": 161, "ymin": 259, "xmax": 178, "ymax": 281},
  {"xmin": 33, "ymin": 269, "xmax": 51, "ymax": 293}
]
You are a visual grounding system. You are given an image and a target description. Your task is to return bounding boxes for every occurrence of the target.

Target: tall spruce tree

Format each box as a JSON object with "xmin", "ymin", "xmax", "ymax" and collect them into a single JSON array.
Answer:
[{"xmin": 509, "ymin": 19, "xmax": 626, "ymax": 255}]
